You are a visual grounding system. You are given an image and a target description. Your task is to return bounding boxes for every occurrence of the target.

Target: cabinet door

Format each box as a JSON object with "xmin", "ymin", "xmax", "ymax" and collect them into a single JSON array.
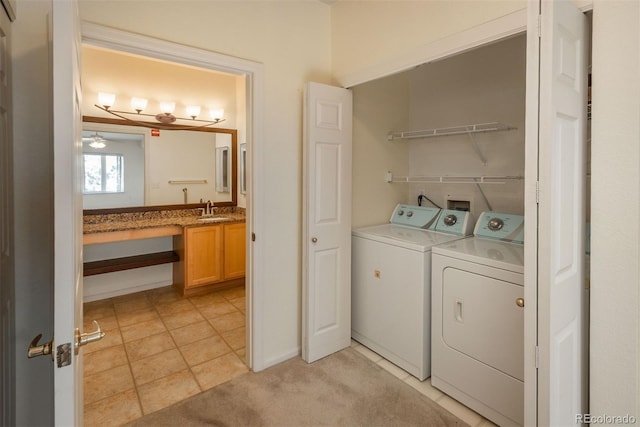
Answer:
[
  {"xmin": 224, "ymin": 223, "xmax": 246, "ymax": 280},
  {"xmin": 186, "ymin": 225, "xmax": 223, "ymax": 287}
]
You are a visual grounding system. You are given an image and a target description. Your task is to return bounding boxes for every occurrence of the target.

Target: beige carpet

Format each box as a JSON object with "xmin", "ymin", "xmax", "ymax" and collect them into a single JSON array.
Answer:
[{"xmin": 126, "ymin": 348, "xmax": 467, "ymax": 426}]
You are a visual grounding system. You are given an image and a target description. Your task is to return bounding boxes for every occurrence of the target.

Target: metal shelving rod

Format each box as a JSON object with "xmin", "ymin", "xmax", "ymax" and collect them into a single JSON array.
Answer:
[
  {"xmin": 168, "ymin": 179, "xmax": 208, "ymax": 184},
  {"xmin": 385, "ymin": 171, "xmax": 523, "ymax": 185},
  {"xmin": 387, "ymin": 122, "xmax": 516, "ymax": 141}
]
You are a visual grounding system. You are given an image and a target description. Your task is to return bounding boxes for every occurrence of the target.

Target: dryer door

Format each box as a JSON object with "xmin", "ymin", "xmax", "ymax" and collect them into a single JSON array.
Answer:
[{"xmin": 442, "ymin": 267, "xmax": 524, "ymax": 381}]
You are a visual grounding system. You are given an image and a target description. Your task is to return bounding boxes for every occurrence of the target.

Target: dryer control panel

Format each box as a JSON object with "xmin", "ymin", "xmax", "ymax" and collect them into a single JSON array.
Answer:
[
  {"xmin": 474, "ymin": 212, "xmax": 524, "ymax": 244},
  {"xmin": 434, "ymin": 209, "xmax": 474, "ymax": 236},
  {"xmin": 390, "ymin": 204, "xmax": 440, "ymax": 229}
]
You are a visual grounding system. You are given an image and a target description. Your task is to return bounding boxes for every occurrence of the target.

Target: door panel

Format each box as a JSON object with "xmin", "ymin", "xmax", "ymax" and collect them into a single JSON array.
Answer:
[
  {"xmin": 52, "ymin": 0, "xmax": 83, "ymax": 424},
  {"xmin": 302, "ymin": 82, "xmax": 352, "ymax": 363},
  {"xmin": 526, "ymin": 0, "xmax": 588, "ymax": 424},
  {"xmin": 0, "ymin": 6, "xmax": 13, "ymax": 426}
]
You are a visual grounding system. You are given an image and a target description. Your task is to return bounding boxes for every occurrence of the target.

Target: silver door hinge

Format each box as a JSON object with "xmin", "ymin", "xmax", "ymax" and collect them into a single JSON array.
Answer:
[
  {"xmin": 538, "ymin": 14, "xmax": 541, "ymax": 38},
  {"xmin": 251, "ymin": 232, "xmax": 256, "ymax": 242},
  {"xmin": 535, "ymin": 345, "xmax": 540, "ymax": 369},
  {"xmin": 536, "ymin": 181, "xmax": 540, "ymax": 204}
]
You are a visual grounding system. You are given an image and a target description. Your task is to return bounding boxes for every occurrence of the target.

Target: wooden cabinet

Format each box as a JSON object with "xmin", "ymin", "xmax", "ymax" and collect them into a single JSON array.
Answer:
[
  {"xmin": 173, "ymin": 222, "xmax": 246, "ymax": 296},
  {"xmin": 224, "ymin": 222, "xmax": 246, "ymax": 279},
  {"xmin": 186, "ymin": 224, "xmax": 224, "ymax": 286}
]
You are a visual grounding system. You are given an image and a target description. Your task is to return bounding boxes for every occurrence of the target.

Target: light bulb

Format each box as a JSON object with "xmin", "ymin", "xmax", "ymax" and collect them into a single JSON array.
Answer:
[
  {"xmin": 186, "ymin": 105, "xmax": 201, "ymax": 119},
  {"xmin": 160, "ymin": 102, "xmax": 175, "ymax": 115},
  {"xmin": 98, "ymin": 92, "xmax": 116, "ymax": 109},
  {"xmin": 131, "ymin": 97, "xmax": 148, "ymax": 113},
  {"xmin": 210, "ymin": 108, "xmax": 224, "ymax": 121}
]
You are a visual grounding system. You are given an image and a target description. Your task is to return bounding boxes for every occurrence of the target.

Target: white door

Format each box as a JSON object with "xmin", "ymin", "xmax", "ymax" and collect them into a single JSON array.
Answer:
[
  {"xmin": 0, "ymin": 4, "xmax": 13, "ymax": 425},
  {"xmin": 302, "ymin": 82, "xmax": 352, "ymax": 363},
  {"xmin": 52, "ymin": 0, "xmax": 84, "ymax": 424},
  {"xmin": 525, "ymin": 0, "xmax": 588, "ymax": 425}
]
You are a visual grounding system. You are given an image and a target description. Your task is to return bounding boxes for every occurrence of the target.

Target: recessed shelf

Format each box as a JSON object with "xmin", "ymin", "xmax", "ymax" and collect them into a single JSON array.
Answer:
[{"xmin": 83, "ymin": 251, "xmax": 179, "ymax": 276}]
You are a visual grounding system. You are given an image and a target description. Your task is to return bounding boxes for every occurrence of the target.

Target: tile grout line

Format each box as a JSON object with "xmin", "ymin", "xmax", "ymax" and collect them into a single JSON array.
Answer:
[{"xmin": 83, "ymin": 285, "xmax": 249, "ymax": 422}]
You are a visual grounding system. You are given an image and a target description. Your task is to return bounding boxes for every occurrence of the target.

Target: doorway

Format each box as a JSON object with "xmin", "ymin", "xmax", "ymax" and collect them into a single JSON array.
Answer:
[{"xmin": 79, "ymin": 23, "xmax": 263, "ymax": 422}]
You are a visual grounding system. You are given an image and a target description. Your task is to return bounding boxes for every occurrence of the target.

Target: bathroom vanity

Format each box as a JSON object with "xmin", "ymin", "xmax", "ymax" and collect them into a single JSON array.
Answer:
[
  {"xmin": 83, "ymin": 207, "xmax": 246, "ymax": 297},
  {"xmin": 172, "ymin": 221, "xmax": 246, "ymax": 296}
]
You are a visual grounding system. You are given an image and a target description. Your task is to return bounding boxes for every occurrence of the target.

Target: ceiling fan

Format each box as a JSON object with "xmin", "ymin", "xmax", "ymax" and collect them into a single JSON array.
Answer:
[{"xmin": 82, "ymin": 132, "xmax": 107, "ymax": 149}]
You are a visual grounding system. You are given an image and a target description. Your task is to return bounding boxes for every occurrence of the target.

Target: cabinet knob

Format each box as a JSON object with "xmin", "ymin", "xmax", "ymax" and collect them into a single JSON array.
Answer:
[
  {"xmin": 516, "ymin": 298, "xmax": 525, "ymax": 308},
  {"xmin": 311, "ymin": 237, "xmax": 318, "ymax": 243}
]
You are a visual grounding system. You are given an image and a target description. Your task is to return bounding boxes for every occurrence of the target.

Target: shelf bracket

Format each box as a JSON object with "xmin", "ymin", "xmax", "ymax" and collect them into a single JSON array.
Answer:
[{"xmin": 467, "ymin": 131, "xmax": 487, "ymax": 166}]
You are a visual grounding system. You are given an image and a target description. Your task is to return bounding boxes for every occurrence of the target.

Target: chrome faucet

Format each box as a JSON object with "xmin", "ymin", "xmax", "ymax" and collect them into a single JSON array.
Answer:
[{"xmin": 206, "ymin": 200, "xmax": 214, "ymax": 215}]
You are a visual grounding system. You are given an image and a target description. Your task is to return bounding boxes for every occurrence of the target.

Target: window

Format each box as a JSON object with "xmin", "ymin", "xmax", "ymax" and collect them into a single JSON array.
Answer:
[{"xmin": 83, "ymin": 153, "xmax": 124, "ymax": 194}]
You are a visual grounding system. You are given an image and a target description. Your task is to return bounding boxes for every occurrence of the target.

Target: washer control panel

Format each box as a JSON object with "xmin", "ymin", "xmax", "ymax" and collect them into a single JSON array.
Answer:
[
  {"xmin": 434, "ymin": 209, "xmax": 475, "ymax": 236},
  {"xmin": 474, "ymin": 212, "xmax": 524, "ymax": 244},
  {"xmin": 390, "ymin": 204, "xmax": 440, "ymax": 229}
]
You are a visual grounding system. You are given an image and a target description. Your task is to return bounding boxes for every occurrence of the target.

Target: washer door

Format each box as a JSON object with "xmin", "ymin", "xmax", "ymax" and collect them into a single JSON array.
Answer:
[{"xmin": 442, "ymin": 267, "xmax": 524, "ymax": 381}]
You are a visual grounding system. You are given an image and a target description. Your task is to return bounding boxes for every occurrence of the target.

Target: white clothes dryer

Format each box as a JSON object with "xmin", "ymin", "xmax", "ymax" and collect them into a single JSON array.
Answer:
[
  {"xmin": 351, "ymin": 204, "xmax": 474, "ymax": 380},
  {"xmin": 431, "ymin": 212, "xmax": 525, "ymax": 426}
]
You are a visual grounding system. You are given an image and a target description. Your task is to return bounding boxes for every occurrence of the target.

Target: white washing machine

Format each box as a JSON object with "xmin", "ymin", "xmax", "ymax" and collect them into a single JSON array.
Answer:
[
  {"xmin": 351, "ymin": 204, "xmax": 474, "ymax": 380},
  {"xmin": 431, "ymin": 212, "xmax": 525, "ymax": 427}
]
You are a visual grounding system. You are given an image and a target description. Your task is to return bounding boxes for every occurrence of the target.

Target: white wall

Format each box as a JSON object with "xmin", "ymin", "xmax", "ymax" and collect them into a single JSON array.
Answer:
[
  {"xmin": 147, "ymin": 129, "xmax": 218, "ymax": 205},
  {"xmin": 406, "ymin": 34, "xmax": 526, "ymax": 217},
  {"xmin": 351, "ymin": 72, "xmax": 410, "ymax": 228},
  {"xmin": 83, "ymin": 238, "xmax": 174, "ymax": 302},
  {"xmin": 351, "ymin": 35, "xmax": 526, "ymax": 228},
  {"xmin": 82, "ymin": 44, "xmax": 238, "ymax": 130},
  {"xmin": 79, "ymin": 0, "xmax": 332, "ymax": 366},
  {"xmin": 590, "ymin": 0, "xmax": 640, "ymax": 417},
  {"xmin": 331, "ymin": 1, "xmax": 526, "ymax": 85}
]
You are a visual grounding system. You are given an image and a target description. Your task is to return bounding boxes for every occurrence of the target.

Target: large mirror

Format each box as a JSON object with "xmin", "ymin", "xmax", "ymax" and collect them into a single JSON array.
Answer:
[{"xmin": 82, "ymin": 116, "xmax": 237, "ymax": 212}]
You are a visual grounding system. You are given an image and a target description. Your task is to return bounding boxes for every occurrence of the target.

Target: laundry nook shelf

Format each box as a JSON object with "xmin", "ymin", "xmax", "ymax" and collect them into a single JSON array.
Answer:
[
  {"xmin": 385, "ymin": 171, "xmax": 523, "ymax": 185},
  {"xmin": 387, "ymin": 122, "xmax": 516, "ymax": 141}
]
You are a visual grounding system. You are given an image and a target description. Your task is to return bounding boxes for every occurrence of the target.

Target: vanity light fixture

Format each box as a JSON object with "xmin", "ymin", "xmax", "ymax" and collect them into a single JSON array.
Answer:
[{"xmin": 95, "ymin": 92, "xmax": 226, "ymax": 130}]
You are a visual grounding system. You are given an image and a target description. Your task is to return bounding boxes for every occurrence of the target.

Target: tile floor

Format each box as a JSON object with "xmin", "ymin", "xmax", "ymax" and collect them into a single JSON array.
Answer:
[
  {"xmin": 83, "ymin": 284, "xmax": 496, "ymax": 427},
  {"xmin": 82, "ymin": 284, "xmax": 248, "ymax": 426}
]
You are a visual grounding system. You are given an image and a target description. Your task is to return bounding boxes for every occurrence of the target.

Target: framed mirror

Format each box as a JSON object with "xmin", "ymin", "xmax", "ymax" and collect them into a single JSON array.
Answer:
[{"xmin": 82, "ymin": 116, "xmax": 237, "ymax": 213}]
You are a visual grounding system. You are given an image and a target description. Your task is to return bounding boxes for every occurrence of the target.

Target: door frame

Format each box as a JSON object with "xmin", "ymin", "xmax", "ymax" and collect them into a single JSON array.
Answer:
[{"xmin": 80, "ymin": 23, "xmax": 267, "ymax": 371}]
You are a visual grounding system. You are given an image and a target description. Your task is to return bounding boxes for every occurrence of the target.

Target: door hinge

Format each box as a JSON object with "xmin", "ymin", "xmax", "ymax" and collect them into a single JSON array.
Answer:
[
  {"xmin": 537, "ymin": 14, "xmax": 541, "ymax": 38},
  {"xmin": 534, "ymin": 345, "xmax": 540, "ymax": 369},
  {"xmin": 535, "ymin": 181, "xmax": 540, "ymax": 204},
  {"xmin": 251, "ymin": 232, "xmax": 256, "ymax": 242}
]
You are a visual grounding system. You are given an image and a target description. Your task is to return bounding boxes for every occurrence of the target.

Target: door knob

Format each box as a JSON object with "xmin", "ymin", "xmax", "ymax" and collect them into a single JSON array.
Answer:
[
  {"xmin": 75, "ymin": 320, "xmax": 105, "ymax": 348},
  {"xmin": 27, "ymin": 334, "xmax": 54, "ymax": 359},
  {"xmin": 311, "ymin": 237, "xmax": 318, "ymax": 243}
]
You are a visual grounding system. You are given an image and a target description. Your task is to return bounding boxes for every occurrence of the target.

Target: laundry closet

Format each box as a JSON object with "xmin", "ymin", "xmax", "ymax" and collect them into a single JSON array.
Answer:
[
  {"xmin": 350, "ymin": 34, "xmax": 526, "ymax": 426},
  {"xmin": 351, "ymin": 34, "xmax": 526, "ymax": 234},
  {"xmin": 349, "ymin": 15, "xmax": 592, "ymax": 424}
]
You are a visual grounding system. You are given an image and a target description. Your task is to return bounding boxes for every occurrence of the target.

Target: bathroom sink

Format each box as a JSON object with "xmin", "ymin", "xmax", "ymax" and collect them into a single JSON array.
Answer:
[{"xmin": 198, "ymin": 217, "xmax": 231, "ymax": 223}]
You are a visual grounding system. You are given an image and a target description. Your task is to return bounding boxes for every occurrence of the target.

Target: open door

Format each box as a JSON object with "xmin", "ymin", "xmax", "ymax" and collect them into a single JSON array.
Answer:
[
  {"xmin": 0, "ymin": 3, "xmax": 14, "ymax": 426},
  {"xmin": 525, "ymin": 0, "xmax": 588, "ymax": 425},
  {"xmin": 51, "ymin": 0, "xmax": 102, "ymax": 424},
  {"xmin": 302, "ymin": 82, "xmax": 352, "ymax": 363}
]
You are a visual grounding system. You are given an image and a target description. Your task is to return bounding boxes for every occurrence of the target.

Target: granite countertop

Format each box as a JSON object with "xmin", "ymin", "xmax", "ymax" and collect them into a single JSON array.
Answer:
[{"xmin": 83, "ymin": 207, "xmax": 246, "ymax": 234}]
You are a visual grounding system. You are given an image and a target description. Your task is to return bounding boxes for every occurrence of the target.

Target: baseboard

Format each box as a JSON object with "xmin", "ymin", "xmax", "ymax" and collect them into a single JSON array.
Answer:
[
  {"xmin": 261, "ymin": 347, "xmax": 300, "ymax": 370},
  {"xmin": 83, "ymin": 279, "xmax": 172, "ymax": 302}
]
